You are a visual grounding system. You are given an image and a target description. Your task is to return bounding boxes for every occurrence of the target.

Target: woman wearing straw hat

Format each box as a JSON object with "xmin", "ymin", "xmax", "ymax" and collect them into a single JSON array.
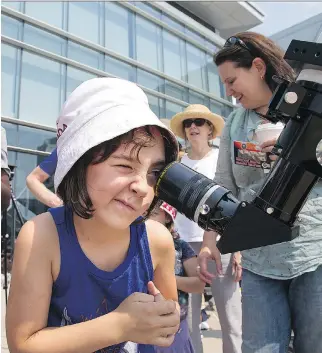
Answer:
[{"xmin": 170, "ymin": 104, "xmax": 242, "ymax": 353}]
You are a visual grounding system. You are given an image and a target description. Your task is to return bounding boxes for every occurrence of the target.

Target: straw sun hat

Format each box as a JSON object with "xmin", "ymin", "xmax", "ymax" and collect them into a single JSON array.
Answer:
[{"xmin": 170, "ymin": 104, "xmax": 225, "ymax": 140}]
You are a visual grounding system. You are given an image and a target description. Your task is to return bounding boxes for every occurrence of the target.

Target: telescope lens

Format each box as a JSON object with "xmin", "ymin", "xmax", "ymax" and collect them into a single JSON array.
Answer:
[{"xmin": 156, "ymin": 162, "xmax": 240, "ymax": 233}]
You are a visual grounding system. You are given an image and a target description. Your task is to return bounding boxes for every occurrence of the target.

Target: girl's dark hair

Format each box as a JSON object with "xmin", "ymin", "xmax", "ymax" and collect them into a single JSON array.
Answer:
[
  {"xmin": 163, "ymin": 216, "xmax": 179, "ymax": 240},
  {"xmin": 57, "ymin": 126, "xmax": 177, "ymax": 220},
  {"xmin": 214, "ymin": 32, "xmax": 295, "ymax": 92}
]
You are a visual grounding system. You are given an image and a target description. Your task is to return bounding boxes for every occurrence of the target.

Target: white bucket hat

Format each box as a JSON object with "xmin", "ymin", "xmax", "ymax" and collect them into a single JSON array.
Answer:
[{"xmin": 54, "ymin": 77, "xmax": 178, "ymax": 191}]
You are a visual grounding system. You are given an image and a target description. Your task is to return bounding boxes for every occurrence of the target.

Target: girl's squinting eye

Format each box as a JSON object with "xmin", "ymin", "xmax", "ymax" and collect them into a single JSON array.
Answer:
[{"xmin": 116, "ymin": 164, "xmax": 132, "ymax": 170}]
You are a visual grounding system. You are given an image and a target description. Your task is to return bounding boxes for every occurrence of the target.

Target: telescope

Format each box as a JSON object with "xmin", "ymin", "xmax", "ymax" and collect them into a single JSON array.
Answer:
[{"xmin": 156, "ymin": 39, "xmax": 322, "ymax": 254}]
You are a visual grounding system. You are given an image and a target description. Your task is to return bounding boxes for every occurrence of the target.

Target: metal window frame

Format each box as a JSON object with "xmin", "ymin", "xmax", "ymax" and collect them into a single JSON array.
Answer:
[
  {"xmin": 2, "ymin": 116, "xmax": 55, "ymax": 155},
  {"xmin": 1, "ymin": 115, "xmax": 56, "ymax": 132},
  {"xmin": 2, "ymin": 35, "xmax": 193, "ymax": 109},
  {"xmin": 7, "ymin": 145, "xmax": 51, "ymax": 156},
  {"xmin": 2, "ymin": 5, "xmax": 235, "ymax": 108}
]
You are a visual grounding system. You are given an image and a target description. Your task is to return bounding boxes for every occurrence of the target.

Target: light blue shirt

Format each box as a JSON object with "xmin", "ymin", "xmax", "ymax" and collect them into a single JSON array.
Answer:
[{"xmin": 215, "ymin": 108, "xmax": 322, "ymax": 279}]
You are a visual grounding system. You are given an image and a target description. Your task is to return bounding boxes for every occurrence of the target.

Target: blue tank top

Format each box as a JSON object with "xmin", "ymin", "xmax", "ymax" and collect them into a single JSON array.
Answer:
[{"xmin": 47, "ymin": 206, "xmax": 155, "ymax": 353}]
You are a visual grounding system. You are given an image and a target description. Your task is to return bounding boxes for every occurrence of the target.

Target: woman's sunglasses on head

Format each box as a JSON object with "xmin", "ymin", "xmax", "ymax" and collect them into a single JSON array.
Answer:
[
  {"xmin": 224, "ymin": 36, "xmax": 256, "ymax": 57},
  {"xmin": 183, "ymin": 118, "xmax": 207, "ymax": 128}
]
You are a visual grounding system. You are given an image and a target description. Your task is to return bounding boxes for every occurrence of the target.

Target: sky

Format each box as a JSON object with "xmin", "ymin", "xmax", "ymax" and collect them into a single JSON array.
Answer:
[{"xmin": 251, "ymin": 1, "xmax": 322, "ymax": 36}]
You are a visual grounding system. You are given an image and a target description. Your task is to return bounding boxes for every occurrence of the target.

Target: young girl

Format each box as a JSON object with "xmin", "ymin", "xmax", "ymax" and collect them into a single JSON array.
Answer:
[
  {"xmin": 150, "ymin": 202, "xmax": 205, "ymax": 353},
  {"xmin": 6, "ymin": 78, "xmax": 180, "ymax": 353}
]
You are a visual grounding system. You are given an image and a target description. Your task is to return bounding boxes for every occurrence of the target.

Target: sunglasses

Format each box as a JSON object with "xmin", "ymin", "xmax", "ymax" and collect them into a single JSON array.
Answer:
[
  {"xmin": 224, "ymin": 36, "xmax": 255, "ymax": 56},
  {"xmin": 183, "ymin": 118, "xmax": 207, "ymax": 129}
]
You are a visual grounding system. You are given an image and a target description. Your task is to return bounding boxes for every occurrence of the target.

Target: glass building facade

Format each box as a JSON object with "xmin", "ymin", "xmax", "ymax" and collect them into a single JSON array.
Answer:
[{"xmin": 1, "ymin": 1, "xmax": 235, "ymax": 237}]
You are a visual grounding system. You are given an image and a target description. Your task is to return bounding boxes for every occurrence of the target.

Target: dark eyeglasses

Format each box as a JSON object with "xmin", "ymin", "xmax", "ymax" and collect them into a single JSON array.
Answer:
[
  {"xmin": 224, "ymin": 36, "xmax": 255, "ymax": 56},
  {"xmin": 183, "ymin": 118, "xmax": 207, "ymax": 129}
]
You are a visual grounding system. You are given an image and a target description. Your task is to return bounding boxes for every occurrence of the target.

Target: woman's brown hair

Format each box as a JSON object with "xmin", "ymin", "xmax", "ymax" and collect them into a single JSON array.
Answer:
[{"xmin": 214, "ymin": 32, "xmax": 295, "ymax": 92}]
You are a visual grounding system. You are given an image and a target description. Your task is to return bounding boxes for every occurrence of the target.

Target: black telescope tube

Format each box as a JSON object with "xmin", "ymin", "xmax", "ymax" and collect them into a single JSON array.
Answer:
[
  {"xmin": 253, "ymin": 157, "xmax": 319, "ymax": 225},
  {"xmin": 155, "ymin": 162, "xmax": 240, "ymax": 234}
]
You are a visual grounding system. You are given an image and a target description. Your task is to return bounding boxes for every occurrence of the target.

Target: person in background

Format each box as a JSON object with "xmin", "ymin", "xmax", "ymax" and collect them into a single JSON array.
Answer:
[
  {"xmin": 198, "ymin": 32, "xmax": 322, "ymax": 353},
  {"xmin": 6, "ymin": 78, "xmax": 180, "ymax": 353},
  {"xmin": 170, "ymin": 104, "xmax": 242, "ymax": 353},
  {"xmin": 1, "ymin": 127, "xmax": 11, "ymax": 211},
  {"xmin": 26, "ymin": 108, "xmax": 75, "ymax": 208},
  {"xmin": 26, "ymin": 148, "xmax": 62, "ymax": 208},
  {"xmin": 150, "ymin": 202, "xmax": 205, "ymax": 353}
]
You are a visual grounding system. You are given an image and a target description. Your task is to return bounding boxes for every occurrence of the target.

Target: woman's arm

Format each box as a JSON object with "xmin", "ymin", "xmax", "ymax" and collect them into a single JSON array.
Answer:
[
  {"xmin": 26, "ymin": 149, "xmax": 62, "ymax": 208},
  {"xmin": 7, "ymin": 215, "xmax": 179, "ymax": 353},
  {"xmin": 26, "ymin": 167, "xmax": 62, "ymax": 208}
]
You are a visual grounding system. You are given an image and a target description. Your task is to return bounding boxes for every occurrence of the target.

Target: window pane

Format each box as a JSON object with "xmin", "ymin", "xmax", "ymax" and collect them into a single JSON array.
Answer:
[
  {"xmin": 1, "ymin": 122, "xmax": 18, "ymax": 147},
  {"xmin": 206, "ymin": 55, "xmax": 221, "ymax": 97},
  {"xmin": 24, "ymin": 24, "xmax": 66, "ymax": 56},
  {"xmin": 189, "ymin": 90, "xmax": 209, "ymax": 107},
  {"xmin": 68, "ymin": 2, "xmax": 101, "ymax": 44},
  {"xmin": 185, "ymin": 27, "xmax": 205, "ymax": 46},
  {"xmin": 105, "ymin": 56, "xmax": 136, "ymax": 82},
  {"xmin": 205, "ymin": 39, "xmax": 219, "ymax": 53},
  {"xmin": 68, "ymin": 41, "xmax": 103, "ymax": 69},
  {"xmin": 146, "ymin": 94, "xmax": 164, "ymax": 118},
  {"xmin": 165, "ymin": 101, "xmax": 184, "ymax": 120},
  {"xmin": 1, "ymin": 15, "xmax": 22, "ymax": 40},
  {"xmin": 66, "ymin": 66, "xmax": 97, "ymax": 98},
  {"xmin": 163, "ymin": 30, "xmax": 186, "ymax": 81},
  {"xmin": 164, "ymin": 81, "xmax": 187, "ymax": 103},
  {"xmin": 2, "ymin": 2, "xmax": 22, "ymax": 12},
  {"xmin": 20, "ymin": 52, "xmax": 63, "ymax": 127},
  {"xmin": 137, "ymin": 69, "xmax": 164, "ymax": 93},
  {"xmin": 105, "ymin": 3, "xmax": 132, "ymax": 58},
  {"xmin": 136, "ymin": 15, "xmax": 162, "ymax": 71},
  {"xmin": 19, "ymin": 127, "xmax": 56, "ymax": 152},
  {"xmin": 186, "ymin": 43, "xmax": 207, "ymax": 90},
  {"xmin": 162, "ymin": 13, "xmax": 184, "ymax": 33},
  {"xmin": 210, "ymin": 99, "xmax": 224, "ymax": 116},
  {"xmin": 134, "ymin": 2, "xmax": 161, "ymax": 20},
  {"xmin": 2, "ymin": 122, "xmax": 56, "ymax": 152},
  {"xmin": 1, "ymin": 44, "xmax": 19, "ymax": 118},
  {"xmin": 25, "ymin": 2, "xmax": 64, "ymax": 29}
]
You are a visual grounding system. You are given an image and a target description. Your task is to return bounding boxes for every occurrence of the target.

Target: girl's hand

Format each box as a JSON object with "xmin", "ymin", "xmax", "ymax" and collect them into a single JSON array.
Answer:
[{"xmin": 116, "ymin": 283, "xmax": 180, "ymax": 347}]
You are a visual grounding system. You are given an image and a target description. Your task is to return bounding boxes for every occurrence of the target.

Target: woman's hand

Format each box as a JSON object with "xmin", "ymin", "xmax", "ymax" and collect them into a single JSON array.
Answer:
[
  {"xmin": 260, "ymin": 138, "xmax": 278, "ymax": 161},
  {"xmin": 198, "ymin": 231, "xmax": 223, "ymax": 284},
  {"xmin": 232, "ymin": 252, "xmax": 242, "ymax": 282}
]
